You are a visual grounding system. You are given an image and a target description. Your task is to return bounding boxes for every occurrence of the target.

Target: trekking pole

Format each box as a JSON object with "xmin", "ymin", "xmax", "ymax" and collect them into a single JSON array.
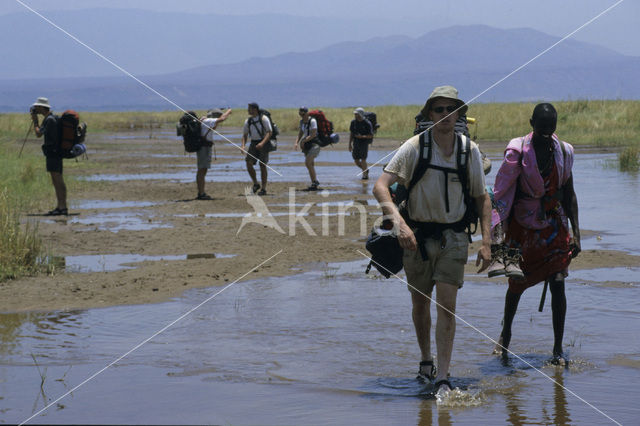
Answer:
[
  {"xmin": 18, "ymin": 121, "xmax": 34, "ymax": 158},
  {"xmin": 538, "ymin": 278, "xmax": 549, "ymax": 312}
]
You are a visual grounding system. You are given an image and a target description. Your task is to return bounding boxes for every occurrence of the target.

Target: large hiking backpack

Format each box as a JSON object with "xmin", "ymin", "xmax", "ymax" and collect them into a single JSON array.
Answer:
[
  {"xmin": 248, "ymin": 109, "xmax": 279, "ymax": 151},
  {"xmin": 414, "ymin": 113, "xmax": 470, "ymax": 138},
  {"xmin": 58, "ymin": 110, "xmax": 87, "ymax": 159},
  {"xmin": 308, "ymin": 110, "xmax": 339, "ymax": 147},
  {"xmin": 363, "ymin": 111, "xmax": 380, "ymax": 134},
  {"xmin": 177, "ymin": 112, "xmax": 203, "ymax": 152}
]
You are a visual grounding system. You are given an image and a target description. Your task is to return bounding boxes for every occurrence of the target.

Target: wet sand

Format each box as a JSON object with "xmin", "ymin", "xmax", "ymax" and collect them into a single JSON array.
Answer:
[{"xmin": 4, "ymin": 129, "xmax": 638, "ymax": 312}]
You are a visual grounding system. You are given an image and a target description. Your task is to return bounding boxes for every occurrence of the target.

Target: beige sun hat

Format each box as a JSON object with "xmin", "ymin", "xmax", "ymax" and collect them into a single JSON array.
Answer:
[
  {"xmin": 420, "ymin": 85, "xmax": 467, "ymax": 117},
  {"xmin": 32, "ymin": 97, "xmax": 51, "ymax": 109},
  {"xmin": 207, "ymin": 108, "xmax": 224, "ymax": 118}
]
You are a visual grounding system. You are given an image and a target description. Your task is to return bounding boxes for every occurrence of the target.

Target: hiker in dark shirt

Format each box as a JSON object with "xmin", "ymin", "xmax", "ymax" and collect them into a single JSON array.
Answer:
[
  {"xmin": 349, "ymin": 107, "xmax": 373, "ymax": 180},
  {"xmin": 31, "ymin": 97, "xmax": 68, "ymax": 216}
]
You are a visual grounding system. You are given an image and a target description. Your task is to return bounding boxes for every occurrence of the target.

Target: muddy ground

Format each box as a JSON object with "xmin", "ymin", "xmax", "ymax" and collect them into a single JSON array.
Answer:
[{"xmin": 2, "ymin": 129, "xmax": 637, "ymax": 312}]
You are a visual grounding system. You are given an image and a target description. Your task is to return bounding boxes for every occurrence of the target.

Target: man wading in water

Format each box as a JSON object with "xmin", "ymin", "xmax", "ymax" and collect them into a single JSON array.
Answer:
[
  {"xmin": 491, "ymin": 103, "xmax": 581, "ymax": 365},
  {"xmin": 373, "ymin": 86, "xmax": 492, "ymax": 395}
]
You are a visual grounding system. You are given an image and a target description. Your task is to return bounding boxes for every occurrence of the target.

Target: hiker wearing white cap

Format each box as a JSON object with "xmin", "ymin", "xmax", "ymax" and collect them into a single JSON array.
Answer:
[
  {"xmin": 30, "ymin": 97, "xmax": 68, "ymax": 215},
  {"xmin": 373, "ymin": 85, "xmax": 492, "ymax": 396},
  {"xmin": 349, "ymin": 107, "xmax": 373, "ymax": 180}
]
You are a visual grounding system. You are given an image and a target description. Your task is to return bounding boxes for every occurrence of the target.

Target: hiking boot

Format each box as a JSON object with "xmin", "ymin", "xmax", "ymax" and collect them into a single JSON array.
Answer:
[
  {"xmin": 504, "ymin": 248, "xmax": 524, "ymax": 279},
  {"xmin": 487, "ymin": 243, "xmax": 507, "ymax": 277},
  {"xmin": 196, "ymin": 193, "xmax": 213, "ymax": 200},
  {"xmin": 47, "ymin": 207, "xmax": 68, "ymax": 216},
  {"xmin": 307, "ymin": 180, "xmax": 319, "ymax": 191},
  {"xmin": 417, "ymin": 360, "xmax": 437, "ymax": 382}
]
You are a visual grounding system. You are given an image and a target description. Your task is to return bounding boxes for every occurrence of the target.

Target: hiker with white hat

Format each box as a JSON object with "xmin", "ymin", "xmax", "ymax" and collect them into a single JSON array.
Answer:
[
  {"xmin": 31, "ymin": 97, "xmax": 68, "ymax": 215},
  {"xmin": 349, "ymin": 107, "xmax": 374, "ymax": 180},
  {"xmin": 372, "ymin": 85, "xmax": 492, "ymax": 396}
]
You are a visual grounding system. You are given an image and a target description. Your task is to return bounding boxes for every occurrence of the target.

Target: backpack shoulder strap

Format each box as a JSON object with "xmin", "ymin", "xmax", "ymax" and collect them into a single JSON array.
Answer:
[
  {"xmin": 249, "ymin": 115, "xmax": 265, "ymax": 138},
  {"xmin": 407, "ymin": 130, "xmax": 433, "ymax": 194},
  {"xmin": 457, "ymin": 133, "xmax": 471, "ymax": 198}
]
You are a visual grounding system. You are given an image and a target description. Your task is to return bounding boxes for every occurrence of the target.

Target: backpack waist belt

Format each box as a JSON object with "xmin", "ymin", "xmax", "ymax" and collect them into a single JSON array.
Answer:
[{"xmin": 406, "ymin": 218, "xmax": 468, "ymax": 261}]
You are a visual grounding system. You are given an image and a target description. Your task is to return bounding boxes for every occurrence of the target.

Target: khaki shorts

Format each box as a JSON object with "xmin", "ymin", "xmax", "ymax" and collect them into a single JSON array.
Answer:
[
  {"xmin": 196, "ymin": 145, "xmax": 212, "ymax": 169},
  {"xmin": 403, "ymin": 229, "xmax": 469, "ymax": 295}
]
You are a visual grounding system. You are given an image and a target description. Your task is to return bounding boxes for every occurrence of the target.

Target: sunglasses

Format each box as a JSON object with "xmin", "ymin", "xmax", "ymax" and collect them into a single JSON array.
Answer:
[{"xmin": 431, "ymin": 105, "xmax": 458, "ymax": 113}]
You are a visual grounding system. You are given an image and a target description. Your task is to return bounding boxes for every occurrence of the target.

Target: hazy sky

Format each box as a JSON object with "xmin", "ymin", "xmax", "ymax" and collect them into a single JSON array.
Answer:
[{"xmin": 4, "ymin": 0, "xmax": 638, "ymax": 56}]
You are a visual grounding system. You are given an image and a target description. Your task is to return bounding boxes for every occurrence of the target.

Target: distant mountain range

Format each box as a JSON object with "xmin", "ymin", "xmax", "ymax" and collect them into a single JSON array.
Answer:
[{"xmin": 1, "ymin": 24, "xmax": 638, "ymax": 112}]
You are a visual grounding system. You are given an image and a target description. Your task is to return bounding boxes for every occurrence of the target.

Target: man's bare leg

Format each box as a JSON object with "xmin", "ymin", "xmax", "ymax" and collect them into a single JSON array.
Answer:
[
  {"xmin": 434, "ymin": 281, "xmax": 458, "ymax": 384},
  {"xmin": 49, "ymin": 171, "xmax": 67, "ymax": 209},
  {"xmin": 411, "ymin": 289, "xmax": 433, "ymax": 363}
]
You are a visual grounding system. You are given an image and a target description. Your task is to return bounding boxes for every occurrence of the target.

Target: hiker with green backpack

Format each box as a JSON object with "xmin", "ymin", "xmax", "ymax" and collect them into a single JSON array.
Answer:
[{"xmin": 372, "ymin": 86, "xmax": 492, "ymax": 396}]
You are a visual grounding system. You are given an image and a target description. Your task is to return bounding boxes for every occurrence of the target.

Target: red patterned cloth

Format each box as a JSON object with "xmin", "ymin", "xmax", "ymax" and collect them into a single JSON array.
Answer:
[{"xmin": 506, "ymin": 163, "xmax": 571, "ymax": 294}]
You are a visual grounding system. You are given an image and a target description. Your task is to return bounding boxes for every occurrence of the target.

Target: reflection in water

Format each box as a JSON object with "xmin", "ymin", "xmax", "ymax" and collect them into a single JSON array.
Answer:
[{"xmin": 552, "ymin": 370, "xmax": 571, "ymax": 426}]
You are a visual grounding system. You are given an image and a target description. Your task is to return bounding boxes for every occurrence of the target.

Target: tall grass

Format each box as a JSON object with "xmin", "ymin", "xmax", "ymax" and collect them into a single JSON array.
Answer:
[
  {"xmin": 0, "ymin": 142, "xmax": 55, "ymax": 281},
  {"xmin": 0, "ymin": 189, "xmax": 46, "ymax": 281},
  {"xmin": 2, "ymin": 100, "xmax": 639, "ymax": 146},
  {"xmin": 618, "ymin": 146, "xmax": 639, "ymax": 172}
]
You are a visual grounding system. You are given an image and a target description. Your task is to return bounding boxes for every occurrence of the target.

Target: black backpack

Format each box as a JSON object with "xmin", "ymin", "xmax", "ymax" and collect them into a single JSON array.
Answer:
[
  {"xmin": 177, "ymin": 112, "xmax": 204, "ymax": 152},
  {"xmin": 363, "ymin": 111, "xmax": 380, "ymax": 134},
  {"xmin": 248, "ymin": 109, "xmax": 279, "ymax": 151},
  {"xmin": 414, "ymin": 113, "xmax": 470, "ymax": 138}
]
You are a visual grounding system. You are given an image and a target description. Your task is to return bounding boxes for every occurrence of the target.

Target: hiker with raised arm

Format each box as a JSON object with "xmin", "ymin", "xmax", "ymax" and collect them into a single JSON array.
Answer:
[
  {"xmin": 31, "ymin": 97, "xmax": 68, "ymax": 215},
  {"xmin": 198, "ymin": 108, "xmax": 231, "ymax": 200},
  {"xmin": 372, "ymin": 86, "xmax": 492, "ymax": 395},
  {"xmin": 349, "ymin": 107, "xmax": 373, "ymax": 180},
  {"xmin": 242, "ymin": 102, "xmax": 272, "ymax": 196},
  {"xmin": 492, "ymin": 103, "xmax": 581, "ymax": 365}
]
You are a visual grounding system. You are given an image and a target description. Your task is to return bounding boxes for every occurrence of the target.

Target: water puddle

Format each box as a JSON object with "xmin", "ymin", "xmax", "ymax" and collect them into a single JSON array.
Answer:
[
  {"xmin": 72, "ymin": 200, "xmax": 159, "ymax": 210},
  {"xmin": 69, "ymin": 212, "xmax": 171, "ymax": 232},
  {"xmin": 49, "ymin": 253, "xmax": 236, "ymax": 273},
  {"xmin": 569, "ymin": 267, "xmax": 640, "ymax": 284}
]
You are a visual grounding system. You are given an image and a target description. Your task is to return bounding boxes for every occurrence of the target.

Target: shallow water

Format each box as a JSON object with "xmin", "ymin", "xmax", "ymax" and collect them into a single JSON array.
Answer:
[
  {"xmin": 1, "ymin": 259, "xmax": 639, "ymax": 424},
  {"xmin": 3, "ymin": 151, "xmax": 640, "ymax": 424},
  {"xmin": 52, "ymin": 253, "xmax": 236, "ymax": 273}
]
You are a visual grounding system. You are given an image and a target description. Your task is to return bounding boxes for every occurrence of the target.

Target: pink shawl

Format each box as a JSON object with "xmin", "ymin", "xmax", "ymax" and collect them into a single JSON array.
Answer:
[{"xmin": 491, "ymin": 132, "xmax": 574, "ymax": 231}]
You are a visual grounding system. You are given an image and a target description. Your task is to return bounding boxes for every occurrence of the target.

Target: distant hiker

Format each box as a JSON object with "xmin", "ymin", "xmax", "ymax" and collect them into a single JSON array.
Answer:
[
  {"xmin": 372, "ymin": 86, "xmax": 492, "ymax": 395},
  {"xmin": 242, "ymin": 102, "xmax": 272, "ymax": 196},
  {"xmin": 196, "ymin": 108, "xmax": 232, "ymax": 200},
  {"xmin": 492, "ymin": 103, "xmax": 580, "ymax": 365},
  {"xmin": 349, "ymin": 107, "xmax": 373, "ymax": 180},
  {"xmin": 31, "ymin": 97, "xmax": 68, "ymax": 215},
  {"xmin": 294, "ymin": 107, "xmax": 321, "ymax": 191}
]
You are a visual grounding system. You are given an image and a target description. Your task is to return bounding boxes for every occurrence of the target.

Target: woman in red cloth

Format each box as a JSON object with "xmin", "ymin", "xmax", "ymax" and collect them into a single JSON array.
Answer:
[{"xmin": 491, "ymin": 103, "xmax": 581, "ymax": 364}]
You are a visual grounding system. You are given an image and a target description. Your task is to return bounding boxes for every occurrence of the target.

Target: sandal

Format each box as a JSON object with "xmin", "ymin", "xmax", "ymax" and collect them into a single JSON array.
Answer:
[
  {"xmin": 417, "ymin": 360, "xmax": 437, "ymax": 382},
  {"xmin": 434, "ymin": 379, "xmax": 452, "ymax": 394}
]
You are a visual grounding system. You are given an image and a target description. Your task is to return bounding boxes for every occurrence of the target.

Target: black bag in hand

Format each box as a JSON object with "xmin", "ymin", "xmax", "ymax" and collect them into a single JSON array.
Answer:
[{"xmin": 365, "ymin": 224, "xmax": 404, "ymax": 279}]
